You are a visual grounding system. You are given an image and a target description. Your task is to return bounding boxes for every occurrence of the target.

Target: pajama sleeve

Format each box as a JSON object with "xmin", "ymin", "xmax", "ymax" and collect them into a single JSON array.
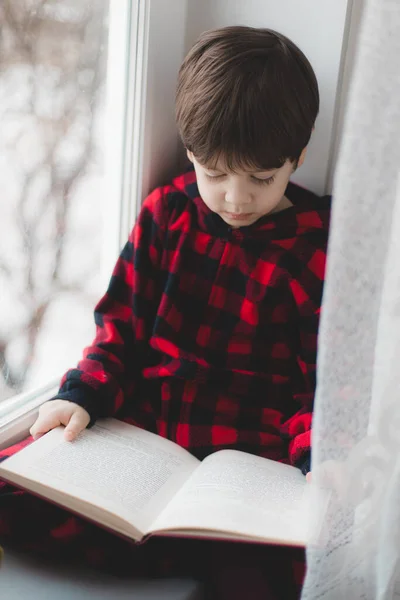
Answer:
[
  {"xmin": 52, "ymin": 187, "xmax": 167, "ymax": 424},
  {"xmin": 281, "ymin": 278, "xmax": 323, "ymax": 475}
]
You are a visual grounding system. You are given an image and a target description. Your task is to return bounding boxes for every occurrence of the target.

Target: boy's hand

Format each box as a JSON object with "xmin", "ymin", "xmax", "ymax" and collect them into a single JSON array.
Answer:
[
  {"xmin": 306, "ymin": 472, "xmax": 312, "ymax": 483},
  {"xmin": 30, "ymin": 400, "xmax": 90, "ymax": 442}
]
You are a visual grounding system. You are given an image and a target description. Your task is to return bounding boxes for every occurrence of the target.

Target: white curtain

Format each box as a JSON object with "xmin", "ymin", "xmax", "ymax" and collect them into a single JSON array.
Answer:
[{"xmin": 302, "ymin": 0, "xmax": 400, "ymax": 598}]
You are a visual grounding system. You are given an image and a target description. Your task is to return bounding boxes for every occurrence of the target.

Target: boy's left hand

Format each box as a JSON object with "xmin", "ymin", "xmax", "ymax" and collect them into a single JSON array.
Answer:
[{"xmin": 306, "ymin": 472, "xmax": 312, "ymax": 483}]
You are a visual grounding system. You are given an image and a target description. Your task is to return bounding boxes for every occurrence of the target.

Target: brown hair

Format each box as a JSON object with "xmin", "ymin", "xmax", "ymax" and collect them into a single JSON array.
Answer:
[{"xmin": 176, "ymin": 26, "xmax": 319, "ymax": 170}]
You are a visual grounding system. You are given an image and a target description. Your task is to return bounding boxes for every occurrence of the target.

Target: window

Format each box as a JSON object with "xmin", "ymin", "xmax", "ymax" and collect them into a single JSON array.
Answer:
[
  {"xmin": 0, "ymin": 0, "xmax": 147, "ymax": 429},
  {"xmin": 0, "ymin": 0, "xmax": 112, "ymax": 408}
]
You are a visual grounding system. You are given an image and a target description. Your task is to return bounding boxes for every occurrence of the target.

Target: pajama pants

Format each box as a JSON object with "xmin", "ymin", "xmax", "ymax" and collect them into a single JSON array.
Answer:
[{"xmin": 0, "ymin": 437, "xmax": 305, "ymax": 599}]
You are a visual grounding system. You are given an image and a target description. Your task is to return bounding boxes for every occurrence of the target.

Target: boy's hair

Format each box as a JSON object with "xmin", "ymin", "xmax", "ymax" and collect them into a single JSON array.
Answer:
[{"xmin": 176, "ymin": 26, "xmax": 319, "ymax": 171}]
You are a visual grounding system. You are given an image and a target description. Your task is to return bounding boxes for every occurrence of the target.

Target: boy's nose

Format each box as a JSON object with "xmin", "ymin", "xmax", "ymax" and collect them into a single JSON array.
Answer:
[{"xmin": 224, "ymin": 188, "xmax": 252, "ymax": 209}]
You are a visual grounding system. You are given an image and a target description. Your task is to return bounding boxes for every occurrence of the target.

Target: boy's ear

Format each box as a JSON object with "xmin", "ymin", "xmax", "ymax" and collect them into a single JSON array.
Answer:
[
  {"xmin": 186, "ymin": 149, "xmax": 194, "ymax": 163},
  {"xmin": 296, "ymin": 146, "xmax": 308, "ymax": 170}
]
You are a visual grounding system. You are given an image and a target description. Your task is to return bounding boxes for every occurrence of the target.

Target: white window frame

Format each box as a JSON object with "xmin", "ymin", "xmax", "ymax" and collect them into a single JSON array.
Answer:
[
  {"xmin": 0, "ymin": 0, "xmax": 149, "ymax": 447},
  {"xmin": 0, "ymin": 0, "xmax": 361, "ymax": 450},
  {"xmin": 0, "ymin": 0, "xmax": 361, "ymax": 448}
]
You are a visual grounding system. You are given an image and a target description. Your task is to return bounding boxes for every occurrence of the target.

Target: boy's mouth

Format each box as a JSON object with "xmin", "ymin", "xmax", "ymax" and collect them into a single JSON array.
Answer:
[{"xmin": 222, "ymin": 212, "xmax": 254, "ymax": 221}]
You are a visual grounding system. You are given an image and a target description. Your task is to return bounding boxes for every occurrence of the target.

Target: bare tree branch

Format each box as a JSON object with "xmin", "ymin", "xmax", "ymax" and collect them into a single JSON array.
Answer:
[{"xmin": 0, "ymin": 0, "xmax": 108, "ymax": 395}]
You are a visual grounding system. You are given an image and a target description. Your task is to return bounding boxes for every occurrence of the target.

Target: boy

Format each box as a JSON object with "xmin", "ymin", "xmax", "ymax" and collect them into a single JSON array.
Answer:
[{"xmin": 0, "ymin": 26, "xmax": 330, "ymax": 598}]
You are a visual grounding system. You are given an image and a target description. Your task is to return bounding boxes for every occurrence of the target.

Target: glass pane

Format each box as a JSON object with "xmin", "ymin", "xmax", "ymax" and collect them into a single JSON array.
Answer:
[{"xmin": 0, "ymin": 0, "xmax": 110, "ymax": 401}]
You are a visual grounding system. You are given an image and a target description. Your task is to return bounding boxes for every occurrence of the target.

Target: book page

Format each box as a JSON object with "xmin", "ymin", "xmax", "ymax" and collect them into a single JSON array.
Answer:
[
  {"xmin": 0, "ymin": 419, "xmax": 199, "ymax": 536},
  {"xmin": 150, "ymin": 449, "xmax": 309, "ymax": 546}
]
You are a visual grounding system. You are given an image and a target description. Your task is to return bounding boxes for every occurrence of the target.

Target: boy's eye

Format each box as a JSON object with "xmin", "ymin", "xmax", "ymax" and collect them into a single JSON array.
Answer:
[
  {"xmin": 251, "ymin": 175, "xmax": 276, "ymax": 186},
  {"xmin": 205, "ymin": 173, "xmax": 225, "ymax": 181},
  {"xmin": 204, "ymin": 173, "xmax": 276, "ymax": 186}
]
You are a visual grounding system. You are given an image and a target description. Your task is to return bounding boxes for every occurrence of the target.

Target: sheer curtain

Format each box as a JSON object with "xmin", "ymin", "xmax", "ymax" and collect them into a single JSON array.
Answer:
[{"xmin": 302, "ymin": 0, "xmax": 400, "ymax": 598}]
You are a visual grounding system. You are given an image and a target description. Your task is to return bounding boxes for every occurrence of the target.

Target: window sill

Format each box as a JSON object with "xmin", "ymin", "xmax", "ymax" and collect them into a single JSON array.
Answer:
[{"xmin": 0, "ymin": 381, "xmax": 59, "ymax": 450}]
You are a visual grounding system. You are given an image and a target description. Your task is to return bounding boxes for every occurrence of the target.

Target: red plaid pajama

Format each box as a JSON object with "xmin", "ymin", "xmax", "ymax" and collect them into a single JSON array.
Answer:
[{"xmin": 0, "ymin": 168, "xmax": 330, "ymax": 597}]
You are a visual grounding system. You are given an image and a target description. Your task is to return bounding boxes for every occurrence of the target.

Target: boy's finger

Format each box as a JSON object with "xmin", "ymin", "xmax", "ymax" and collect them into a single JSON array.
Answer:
[
  {"xmin": 30, "ymin": 411, "xmax": 63, "ymax": 440},
  {"xmin": 64, "ymin": 410, "xmax": 90, "ymax": 441}
]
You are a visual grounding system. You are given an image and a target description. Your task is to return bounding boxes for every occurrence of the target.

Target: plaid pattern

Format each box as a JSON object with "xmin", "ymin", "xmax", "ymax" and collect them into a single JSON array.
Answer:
[
  {"xmin": 55, "ymin": 169, "xmax": 330, "ymax": 467},
  {"xmin": 0, "ymin": 169, "xmax": 329, "ymax": 594}
]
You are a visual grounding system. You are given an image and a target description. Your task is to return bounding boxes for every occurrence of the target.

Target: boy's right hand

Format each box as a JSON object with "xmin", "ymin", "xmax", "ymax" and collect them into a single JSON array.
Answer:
[{"xmin": 30, "ymin": 400, "xmax": 90, "ymax": 442}]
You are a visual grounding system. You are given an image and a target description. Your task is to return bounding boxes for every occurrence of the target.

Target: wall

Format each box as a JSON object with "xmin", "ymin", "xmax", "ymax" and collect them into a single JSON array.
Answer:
[
  {"xmin": 139, "ymin": 0, "xmax": 189, "ymax": 197},
  {"xmin": 184, "ymin": 0, "xmax": 351, "ymax": 196},
  {"xmin": 326, "ymin": 0, "xmax": 365, "ymax": 192}
]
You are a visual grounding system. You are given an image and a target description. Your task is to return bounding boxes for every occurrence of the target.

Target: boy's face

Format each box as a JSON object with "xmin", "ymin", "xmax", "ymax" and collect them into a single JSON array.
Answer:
[{"xmin": 187, "ymin": 150, "xmax": 306, "ymax": 228}]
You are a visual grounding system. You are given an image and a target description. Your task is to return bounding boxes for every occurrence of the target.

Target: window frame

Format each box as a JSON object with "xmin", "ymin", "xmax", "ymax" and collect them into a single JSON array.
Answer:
[
  {"xmin": 0, "ymin": 0, "xmax": 360, "ymax": 448},
  {"xmin": 0, "ymin": 0, "xmax": 149, "ymax": 446}
]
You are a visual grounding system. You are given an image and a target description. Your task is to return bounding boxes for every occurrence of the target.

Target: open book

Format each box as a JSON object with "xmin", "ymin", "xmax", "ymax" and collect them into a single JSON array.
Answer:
[{"xmin": 0, "ymin": 419, "xmax": 320, "ymax": 547}]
